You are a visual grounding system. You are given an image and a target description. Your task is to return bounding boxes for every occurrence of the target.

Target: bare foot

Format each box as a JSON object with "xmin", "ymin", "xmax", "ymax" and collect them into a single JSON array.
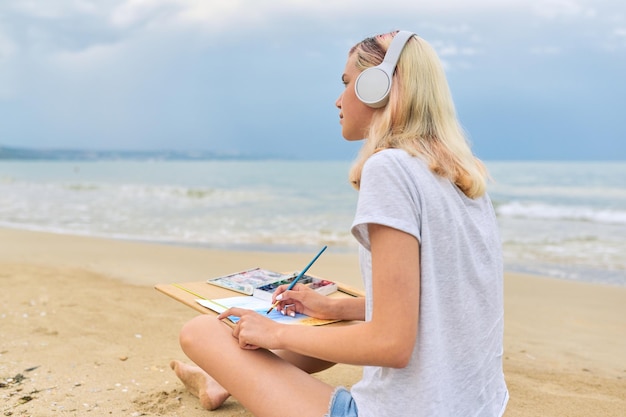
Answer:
[{"xmin": 170, "ymin": 360, "xmax": 230, "ymax": 410}]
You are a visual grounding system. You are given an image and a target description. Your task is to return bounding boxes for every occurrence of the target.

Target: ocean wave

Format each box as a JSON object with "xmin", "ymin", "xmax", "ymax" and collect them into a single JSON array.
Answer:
[
  {"xmin": 0, "ymin": 178, "xmax": 357, "ymax": 251},
  {"xmin": 2, "ymin": 159, "xmax": 625, "ymax": 285},
  {"xmin": 495, "ymin": 201, "xmax": 626, "ymax": 225}
]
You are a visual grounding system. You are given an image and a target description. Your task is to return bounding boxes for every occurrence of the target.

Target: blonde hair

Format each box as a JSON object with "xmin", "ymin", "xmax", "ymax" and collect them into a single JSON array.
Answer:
[{"xmin": 348, "ymin": 32, "xmax": 488, "ymax": 199}]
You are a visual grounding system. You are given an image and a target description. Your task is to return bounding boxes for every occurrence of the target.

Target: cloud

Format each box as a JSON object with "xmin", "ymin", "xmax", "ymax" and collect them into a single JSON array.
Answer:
[
  {"xmin": 605, "ymin": 26, "xmax": 626, "ymax": 50},
  {"xmin": 615, "ymin": 27, "xmax": 626, "ymax": 37},
  {"xmin": 530, "ymin": 0, "xmax": 597, "ymax": 19},
  {"xmin": 110, "ymin": 0, "xmax": 181, "ymax": 28},
  {"xmin": 0, "ymin": 31, "xmax": 17, "ymax": 61},
  {"xmin": 52, "ymin": 40, "xmax": 126, "ymax": 71},
  {"xmin": 0, "ymin": 0, "xmax": 624, "ymax": 159},
  {"xmin": 8, "ymin": 0, "xmax": 100, "ymax": 19},
  {"xmin": 529, "ymin": 45, "xmax": 562, "ymax": 54},
  {"xmin": 0, "ymin": 32, "xmax": 18, "ymax": 98},
  {"xmin": 2, "ymin": 0, "xmax": 616, "ymax": 60}
]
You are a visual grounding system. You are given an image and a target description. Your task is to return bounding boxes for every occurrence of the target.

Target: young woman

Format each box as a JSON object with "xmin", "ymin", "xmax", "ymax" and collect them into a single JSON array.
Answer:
[{"xmin": 170, "ymin": 30, "xmax": 509, "ymax": 417}]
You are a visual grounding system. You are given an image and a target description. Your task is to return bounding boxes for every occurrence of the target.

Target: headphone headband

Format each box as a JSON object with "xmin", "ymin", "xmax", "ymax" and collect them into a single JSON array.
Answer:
[{"xmin": 354, "ymin": 30, "xmax": 415, "ymax": 108}]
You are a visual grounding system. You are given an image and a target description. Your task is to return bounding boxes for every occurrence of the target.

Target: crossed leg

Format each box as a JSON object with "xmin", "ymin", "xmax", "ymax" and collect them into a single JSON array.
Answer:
[{"xmin": 173, "ymin": 314, "xmax": 337, "ymax": 417}]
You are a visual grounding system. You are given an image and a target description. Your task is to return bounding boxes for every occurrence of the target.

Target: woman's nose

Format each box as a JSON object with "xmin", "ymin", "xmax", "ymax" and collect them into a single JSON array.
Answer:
[{"xmin": 335, "ymin": 92, "xmax": 343, "ymax": 109}]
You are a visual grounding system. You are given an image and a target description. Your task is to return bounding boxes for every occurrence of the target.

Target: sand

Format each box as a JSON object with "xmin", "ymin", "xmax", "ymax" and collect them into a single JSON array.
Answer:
[{"xmin": 1, "ymin": 227, "xmax": 624, "ymax": 416}]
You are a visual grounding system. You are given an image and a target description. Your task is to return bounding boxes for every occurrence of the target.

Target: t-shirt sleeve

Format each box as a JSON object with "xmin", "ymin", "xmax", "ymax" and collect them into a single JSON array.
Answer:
[{"xmin": 351, "ymin": 150, "xmax": 422, "ymax": 250}]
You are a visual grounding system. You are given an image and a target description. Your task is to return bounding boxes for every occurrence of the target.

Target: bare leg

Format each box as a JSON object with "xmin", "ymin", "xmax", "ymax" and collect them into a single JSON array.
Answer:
[
  {"xmin": 175, "ymin": 315, "xmax": 335, "ymax": 417},
  {"xmin": 170, "ymin": 354, "xmax": 334, "ymax": 410},
  {"xmin": 171, "ymin": 319, "xmax": 336, "ymax": 410}
]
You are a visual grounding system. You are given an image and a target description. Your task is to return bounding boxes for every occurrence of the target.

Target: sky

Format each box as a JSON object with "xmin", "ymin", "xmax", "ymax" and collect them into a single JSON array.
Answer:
[{"xmin": 0, "ymin": 0, "xmax": 625, "ymax": 161}]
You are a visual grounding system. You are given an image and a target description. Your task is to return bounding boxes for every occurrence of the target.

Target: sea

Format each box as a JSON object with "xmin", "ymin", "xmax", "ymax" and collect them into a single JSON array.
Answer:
[{"xmin": 0, "ymin": 159, "xmax": 624, "ymax": 287}]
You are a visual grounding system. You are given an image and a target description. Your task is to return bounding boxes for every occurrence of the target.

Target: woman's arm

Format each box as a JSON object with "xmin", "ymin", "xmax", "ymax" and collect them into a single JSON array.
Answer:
[
  {"xmin": 226, "ymin": 223, "xmax": 420, "ymax": 368},
  {"xmin": 271, "ymin": 283, "xmax": 366, "ymax": 321}
]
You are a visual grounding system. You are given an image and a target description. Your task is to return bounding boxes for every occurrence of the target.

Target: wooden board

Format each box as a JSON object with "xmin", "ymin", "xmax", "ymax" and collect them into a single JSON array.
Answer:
[{"xmin": 155, "ymin": 277, "xmax": 364, "ymax": 317}]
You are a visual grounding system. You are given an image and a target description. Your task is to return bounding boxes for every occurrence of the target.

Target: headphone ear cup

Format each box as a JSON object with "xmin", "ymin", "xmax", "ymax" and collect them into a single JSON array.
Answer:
[
  {"xmin": 354, "ymin": 67, "xmax": 392, "ymax": 108},
  {"xmin": 353, "ymin": 31, "xmax": 415, "ymax": 109}
]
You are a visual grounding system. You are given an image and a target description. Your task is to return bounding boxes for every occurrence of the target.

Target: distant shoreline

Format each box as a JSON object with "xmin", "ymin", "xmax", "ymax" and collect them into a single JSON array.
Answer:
[
  {"xmin": 2, "ymin": 145, "xmax": 625, "ymax": 163},
  {"xmin": 0, "ymin": 145, "xmax": 355, "ymax": 162},
  {"xmin": 0, "ymin": 145, "xmax": 270, "ymax": 161}
]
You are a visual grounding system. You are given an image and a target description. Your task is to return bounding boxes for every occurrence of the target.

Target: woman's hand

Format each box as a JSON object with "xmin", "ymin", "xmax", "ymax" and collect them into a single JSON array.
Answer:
[
  {"xmin": 217, "ymin": 308, "xmax": 282, "ymax": 350},
  {"xmin": 271, "ymin": 283, "xmax": 335, "ymax": 319}
]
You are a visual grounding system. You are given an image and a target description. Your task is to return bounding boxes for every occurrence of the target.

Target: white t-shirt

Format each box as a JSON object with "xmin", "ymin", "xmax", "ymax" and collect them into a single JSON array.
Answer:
[{"xmin": 350, "ymin": 149, "xmax": 509, "ymax": 417}]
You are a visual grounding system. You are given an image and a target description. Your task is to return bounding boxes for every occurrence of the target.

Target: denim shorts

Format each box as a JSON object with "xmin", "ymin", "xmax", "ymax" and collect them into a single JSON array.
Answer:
[{"xmin": 325, "ymin": 387, "xmax": 358, "ymax": 417}]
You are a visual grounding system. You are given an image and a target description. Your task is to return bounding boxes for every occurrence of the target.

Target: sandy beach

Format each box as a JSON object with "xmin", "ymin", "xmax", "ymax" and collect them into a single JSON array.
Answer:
[{"xmin": 1, "ymin": 227, "xmax": 624, "ymax": 416}]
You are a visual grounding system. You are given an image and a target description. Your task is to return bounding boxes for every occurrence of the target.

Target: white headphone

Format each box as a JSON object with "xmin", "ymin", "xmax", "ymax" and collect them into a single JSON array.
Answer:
[{"xmin": 354, "ymin": 31, "xmax": 415, "ymax": 108}]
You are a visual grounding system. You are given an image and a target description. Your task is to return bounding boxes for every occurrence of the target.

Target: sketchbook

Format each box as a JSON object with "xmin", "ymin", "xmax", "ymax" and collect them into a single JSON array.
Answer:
[
  {"xmin": 201, "ymin": 268, "xmax": 339, "ymax": 326},
  {"xmin": 196, "ymin": 296, "xmax": 339, "ymax": 326}
]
